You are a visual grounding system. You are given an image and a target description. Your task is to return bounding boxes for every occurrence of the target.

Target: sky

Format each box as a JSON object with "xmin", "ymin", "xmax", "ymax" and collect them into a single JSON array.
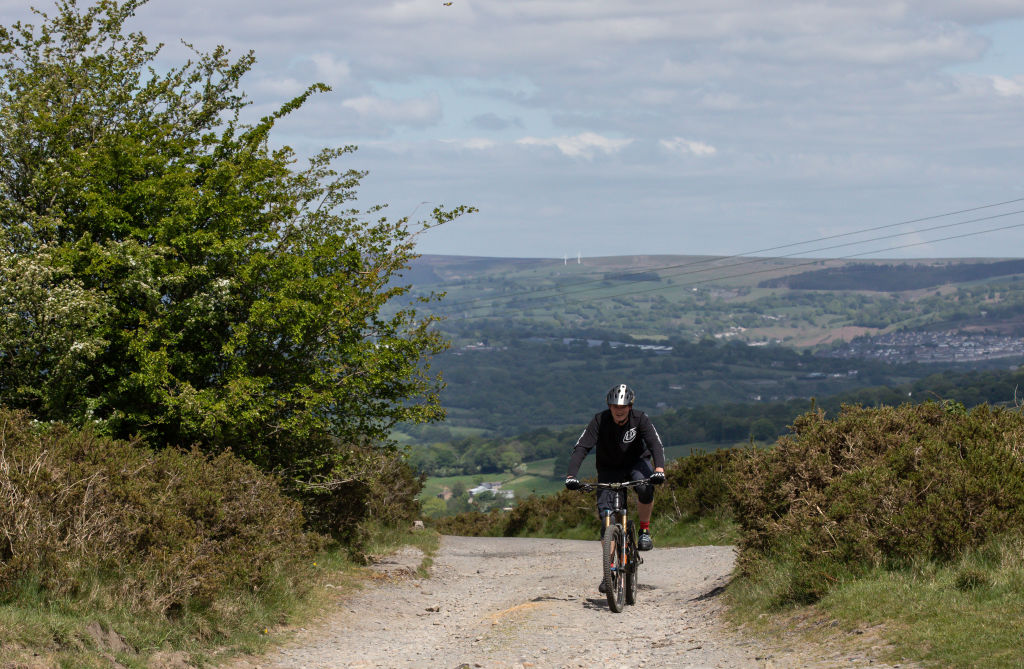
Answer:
[{"xmin": 3, "ymin": 0, "xmax": 1024, "ymax": 259}]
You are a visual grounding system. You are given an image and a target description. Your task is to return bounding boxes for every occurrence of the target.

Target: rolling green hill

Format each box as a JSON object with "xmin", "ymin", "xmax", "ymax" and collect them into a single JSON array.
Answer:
[{"xmin": 398, "ymin": 254, "xmax": 1024, "ymax": 348}]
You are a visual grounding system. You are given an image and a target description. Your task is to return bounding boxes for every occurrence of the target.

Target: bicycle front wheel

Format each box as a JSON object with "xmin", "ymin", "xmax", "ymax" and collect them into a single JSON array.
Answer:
[{"xmin": 602, "ymin": 523, "xmax": 626, "ymax": 613}]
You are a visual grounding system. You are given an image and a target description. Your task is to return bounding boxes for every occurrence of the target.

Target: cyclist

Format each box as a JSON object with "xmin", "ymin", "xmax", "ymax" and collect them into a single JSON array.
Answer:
[{"xmin": 564, "ymin": 383, "xmax": 666, "ymax": 587}]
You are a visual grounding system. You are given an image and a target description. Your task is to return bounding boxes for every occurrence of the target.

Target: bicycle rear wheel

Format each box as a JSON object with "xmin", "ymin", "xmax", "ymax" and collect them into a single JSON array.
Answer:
[
  {"xmin": 602, "ymin": 523, "xmax": 626, "ymax": 612},
  {"xmin": 625, "ymin": 520, "xmax": 638, "ymax": 605}
]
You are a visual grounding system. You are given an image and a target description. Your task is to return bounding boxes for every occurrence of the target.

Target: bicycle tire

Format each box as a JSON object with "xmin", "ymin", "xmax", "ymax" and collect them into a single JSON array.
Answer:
[
  {"xmin": 625, "ymin": 520, "xmax": 638, "ymax": 606},
  {"xmin": 602, "ymin": 523, "xmax": 626, "ymax": 613}
]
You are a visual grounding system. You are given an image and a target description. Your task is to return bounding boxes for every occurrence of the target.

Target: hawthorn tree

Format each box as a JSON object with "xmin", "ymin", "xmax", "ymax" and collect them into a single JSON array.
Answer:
[{"xmin": 0, "ymin": 0, "xmax": 470, "ymax": 516}]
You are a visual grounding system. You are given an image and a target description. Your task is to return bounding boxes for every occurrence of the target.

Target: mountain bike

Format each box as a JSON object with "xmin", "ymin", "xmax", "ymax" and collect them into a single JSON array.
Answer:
[{"xmin": 575, "ymin": 479, "xmax": 650, "ymax": 612}]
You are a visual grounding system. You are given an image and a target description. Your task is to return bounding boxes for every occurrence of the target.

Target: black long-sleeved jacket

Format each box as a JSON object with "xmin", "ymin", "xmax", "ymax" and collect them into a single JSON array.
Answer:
[{"xmin": 566, "ymin": 408, "xmax": 665, "ymax": 477}]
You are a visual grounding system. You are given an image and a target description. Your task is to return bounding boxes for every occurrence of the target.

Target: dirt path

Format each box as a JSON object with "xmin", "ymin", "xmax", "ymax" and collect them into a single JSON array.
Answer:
[{"xmin": 229, "ymin": 536, "xmax": 904, "ymax": 669}]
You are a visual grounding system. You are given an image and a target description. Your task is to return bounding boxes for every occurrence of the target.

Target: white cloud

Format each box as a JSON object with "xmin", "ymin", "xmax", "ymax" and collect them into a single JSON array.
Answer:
[
  {"xmin": 6, "ymin": 0, "xmax": 1024, "ymax": 257},
  {"xmin": 309, "ymin": 53, "xmax": 351, "ymax": 85},
  {"xmin": 991, "ymin": 75, "xmax": 1024, "ymax": 96},
  {"xmin": 660, "ymin": 137, "xmax": 718, "ymax": 157},
  {"xmin": 340, "ymin": 93, "xmax": 442, "ymax": 127},
  {"xmin": 516, "ymin": 132, "xmax": 633, "ymax": 158},
  {"xmin": 700, "ymin": 92, "xmax": 744, "ymax": 110},
  {"xmin": 656, "ymin": 58, "xmax": 736, "ymax": 84},
  {"xmin": 250, "ymin": 76, "xmax": 309, "ymax": 98},
  {"xmin": 724, "ymin": 26, "xmax": 985, "ymax": 67},
  {"xmin": 632, "ymin": 88, "xmax": 678, "ymax": 106},
  {"xmin": 908, "ymin": 0, "xmax": 1024, "ymax": 24},
  {"xmin": 440, "ymin": 138, "xmax": 498, "ymax": 150}
]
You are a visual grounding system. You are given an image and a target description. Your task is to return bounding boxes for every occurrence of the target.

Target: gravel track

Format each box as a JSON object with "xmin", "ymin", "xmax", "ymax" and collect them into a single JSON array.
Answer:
[{"xmin": 229, "ymin": 535, "xmax": 907, "ymax": 669}]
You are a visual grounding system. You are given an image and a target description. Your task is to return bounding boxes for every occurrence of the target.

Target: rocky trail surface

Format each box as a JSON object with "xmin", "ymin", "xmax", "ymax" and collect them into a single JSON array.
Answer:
[{"xmin": 229, "ymin": 536, "xmax": 908, "ymax": 669}]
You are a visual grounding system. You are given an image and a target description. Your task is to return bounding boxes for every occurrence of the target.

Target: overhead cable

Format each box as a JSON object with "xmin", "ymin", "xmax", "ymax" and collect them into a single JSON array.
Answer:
[
  {"xmin": 435, "ymin": 196, "xmax": 1024, "ymax": 313},
  {"xmin": 446, "ymin": 215, "xmax": 1024, "ymax": 321}
]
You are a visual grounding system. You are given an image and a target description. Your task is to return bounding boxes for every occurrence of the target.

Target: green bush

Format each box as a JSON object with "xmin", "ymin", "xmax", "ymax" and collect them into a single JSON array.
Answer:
[
  {"xmin": 502, "ymin": 490, "xmax": 598, "ymax": 537},
  {"xmin": 730, "ymin": 401, "xmax": 1024, "ymax": 605},
  {"xmin": 293, "ymin": 439, "xmax": 426, "ymax": 551},
  {"xmin": 431, "ymin": 507, "xmax": 508, "ymax": 537},
  {"xmin": 660, "ymin": 447, "xmax": 737, "ymax": 522},
  {"xmin": 431, "ymin": 449, "xmax": 739, "ymax": 538},
  {"xmin": 0, "ymin": 409, "xmax": 320, "ymax": 615},
  {"xmin": 430, "ymin": 489, "xmax": 595, "ymax": 537},
  {"xmin": 0, "ymin": 0, "xmax": 463, "ymax": 540}
]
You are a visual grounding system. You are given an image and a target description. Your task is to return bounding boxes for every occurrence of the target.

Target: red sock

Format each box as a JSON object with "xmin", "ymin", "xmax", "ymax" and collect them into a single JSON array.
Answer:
[{"xmin": 640, "ymin": 522, "xmax": 650, "ymax": 531}]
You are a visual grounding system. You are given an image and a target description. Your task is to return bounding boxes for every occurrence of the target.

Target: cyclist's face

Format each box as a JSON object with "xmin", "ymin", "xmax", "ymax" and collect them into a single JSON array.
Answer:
[{"xmin": 609, "ymin": 403, "xmax": 631, "ymax": 425}]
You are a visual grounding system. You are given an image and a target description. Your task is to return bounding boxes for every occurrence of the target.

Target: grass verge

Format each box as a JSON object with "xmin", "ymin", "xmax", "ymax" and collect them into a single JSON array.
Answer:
[
  {"xmin": 0, "ymin": 525, "xmax": 440, "ymax": 668},
  {"xmin": 654, "ymin": 511, "xmax": 740, "ymax": 547},
  {"xmin": 726, "ymin": 534, "xmax": 1024, "ymax": 668}
]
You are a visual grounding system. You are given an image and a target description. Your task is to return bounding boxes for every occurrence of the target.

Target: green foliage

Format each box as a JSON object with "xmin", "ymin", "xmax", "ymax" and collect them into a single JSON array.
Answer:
[
  {"xmin": 409, "ymin": 426, "xmax": 575, "ymax": 476},
  {"xmin": 299, "ymin": 438, "xmax": 427, "ymax": 550},
  {"xmin": 0, "ymin": 246, "xmax": 110, "ymax": 418},
  {"xmin": 414, "ymin": 327, "xmax": 997, "ymax": 437},
  {"xmin": 0, "ymin": 0, "xmax": 471, "ymax": 531},
  {"xmin": 728, "ymin": 533, "xmax": 1024, "ymax": 669},
  {"xmin": 430, "ymin": 449, "xmax": 739, "ymax": 540},
  {"xmin": 659, "ymin": 448, "xmax": 737, "ymax": 521},
  {"xmin": 0, "ymin": 408, "xmax": 319, "ymax": 615},
  {"xmin": 730, "ymin": 401, "xmax": 1024, "ymax": 605},
  {"xmin": 431, "ymin": 489, "xmax": 598, "ymax": 539},
  {"xmin": 409, "ymin": 363, "xmax": 1024, "ymax": 485}
]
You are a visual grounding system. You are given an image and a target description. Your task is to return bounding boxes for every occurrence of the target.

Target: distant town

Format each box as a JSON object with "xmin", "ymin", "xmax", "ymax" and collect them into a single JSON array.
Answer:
[
  {"xmin": 458, "ymin": 331, "xmax": 1024, "ymax": 366},
  {"xmin": 825, "ymin": 331, "xmax": 1024, "ymax": 364}
]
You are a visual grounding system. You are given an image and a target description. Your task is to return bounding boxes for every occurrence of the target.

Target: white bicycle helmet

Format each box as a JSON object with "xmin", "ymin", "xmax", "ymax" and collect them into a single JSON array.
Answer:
[{"xmin": 606, "ymin": 384, "xmax": 635, "ymax": 406}]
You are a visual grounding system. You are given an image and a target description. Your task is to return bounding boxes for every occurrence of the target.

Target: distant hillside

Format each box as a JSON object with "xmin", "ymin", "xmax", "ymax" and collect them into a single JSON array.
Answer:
[
  {"xmin": 759, "ymin": 259, "xmax": 1024, "ymax": 291},
  {"xmin": 405, "ymin": 253, "xmax": 812, "ymax": 286},
  {"xmin": 390, "ymin": 253, "xmax": 1024, "ymax": 359},
  {"xmin": 604, "ymin": 271, "xmax": 660, "ymax": 282},
  {"xmin": 402, "ymin": 255, "xmax": 556, "ymax": 283}
]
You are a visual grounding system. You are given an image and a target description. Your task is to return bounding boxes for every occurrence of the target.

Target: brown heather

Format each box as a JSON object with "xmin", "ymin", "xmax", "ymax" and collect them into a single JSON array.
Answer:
[
  {"xmin": 730, "ymin": 401, "xmax": 1024, "ymax": 604},
  {"xmin": 0, "ymin": 408, "xmax": 320, "ymax": 615}
]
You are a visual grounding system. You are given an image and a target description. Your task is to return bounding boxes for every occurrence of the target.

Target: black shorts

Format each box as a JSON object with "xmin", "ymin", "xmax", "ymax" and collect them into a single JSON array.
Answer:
[{"xmin": 596, "ymin": 459, "xmax": 655, "ymax": 515}]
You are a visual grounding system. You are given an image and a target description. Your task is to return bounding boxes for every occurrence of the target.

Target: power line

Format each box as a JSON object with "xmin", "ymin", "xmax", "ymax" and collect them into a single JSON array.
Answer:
[
  {"xmin": 435, "ymin": 196, "xmax": 1024, "ymax": 313},
  {"xmin": 455, "ymin": 207, "xmax": 1024, "ymax": 314},
  {"xmin": 441, "ymin": 206, "xmax": 1024, "ymax": 318},
  {"xmin": 586, "ymin": 218, "xmax": 1024, "ymax": 306},
  {"xmin": 447, "ymin": 217, "xmax": 1024, "ymax": 321}
]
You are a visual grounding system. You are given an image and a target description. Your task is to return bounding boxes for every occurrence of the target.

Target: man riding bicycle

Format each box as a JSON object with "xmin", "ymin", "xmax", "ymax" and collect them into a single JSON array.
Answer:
[{"xmin": 564, "ymin": 384, "xmax": 666, "ymax": 586}]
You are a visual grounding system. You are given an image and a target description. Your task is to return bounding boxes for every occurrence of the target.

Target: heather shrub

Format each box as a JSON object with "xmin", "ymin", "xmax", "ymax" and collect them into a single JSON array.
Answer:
[
  {"xmin": 730, "ymin": 401, "xmax": 1024, "ymax": 604},
  {"xmin": 0, "ymin": 409, "xmax": 320, "ymax": 615},
  {"xmin": 432, "ymin": 449, "xmax": 739, "ymax": 538},
  {"xmin": 431, "ymin": 507, "xmax": 508, "ymax": 537},
  {"xmin": 292, "ymin": 439, "xmax": 425, "ymax": 552},
  {"xmin": 502, "ymin": 489, "xmax": 598, "ymax": 537},
  {"xmin": 660, "ymin": 447, "xmax": 738, "ymax": 522},
  {"xmin": 431, "ymin": 488, "xmax": 596, "ymax": 537}
]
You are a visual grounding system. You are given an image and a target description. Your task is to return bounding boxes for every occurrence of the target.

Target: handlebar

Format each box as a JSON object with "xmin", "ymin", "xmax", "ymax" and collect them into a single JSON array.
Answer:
[{"xmin": 576, "ymin": 478, "xmax": 652, "ymax": 493}]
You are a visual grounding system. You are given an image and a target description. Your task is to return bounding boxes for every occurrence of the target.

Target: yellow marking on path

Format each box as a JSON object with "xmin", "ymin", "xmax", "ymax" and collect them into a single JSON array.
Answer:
[{"xmin": 487, "ymin": 601, "xmax": 547, "ymax": 623}]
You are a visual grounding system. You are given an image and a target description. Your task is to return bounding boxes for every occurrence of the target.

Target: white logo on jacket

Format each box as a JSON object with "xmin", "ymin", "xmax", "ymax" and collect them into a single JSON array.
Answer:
[{"xmin": 623, "ymin": 428, "xmax": 637, "ymax": 443}]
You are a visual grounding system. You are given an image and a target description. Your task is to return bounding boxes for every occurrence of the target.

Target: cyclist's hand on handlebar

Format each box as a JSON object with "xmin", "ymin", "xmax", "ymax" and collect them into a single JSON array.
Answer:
[
  {"xmin": 650, "ymin": 471, "xmax": 666, "ymax": 485},
  {"xmin": 564, "ymin": 476, "xmax": 581, "ymax": 491}
]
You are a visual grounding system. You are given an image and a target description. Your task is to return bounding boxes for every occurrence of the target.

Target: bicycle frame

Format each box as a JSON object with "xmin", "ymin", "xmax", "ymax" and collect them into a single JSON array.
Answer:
[
  {"xmin": 581, "ymin": 478, "xmax": 650, "ymax": 528},
  {"xmin": 576, "ymin": 478, "xmax": 650, "ymax": 611}
]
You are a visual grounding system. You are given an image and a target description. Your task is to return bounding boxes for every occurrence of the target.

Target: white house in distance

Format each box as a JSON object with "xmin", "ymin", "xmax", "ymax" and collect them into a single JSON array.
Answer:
[{"xmin": 468, "ymin": 481, "xmax": 514, "ymax": 500}]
